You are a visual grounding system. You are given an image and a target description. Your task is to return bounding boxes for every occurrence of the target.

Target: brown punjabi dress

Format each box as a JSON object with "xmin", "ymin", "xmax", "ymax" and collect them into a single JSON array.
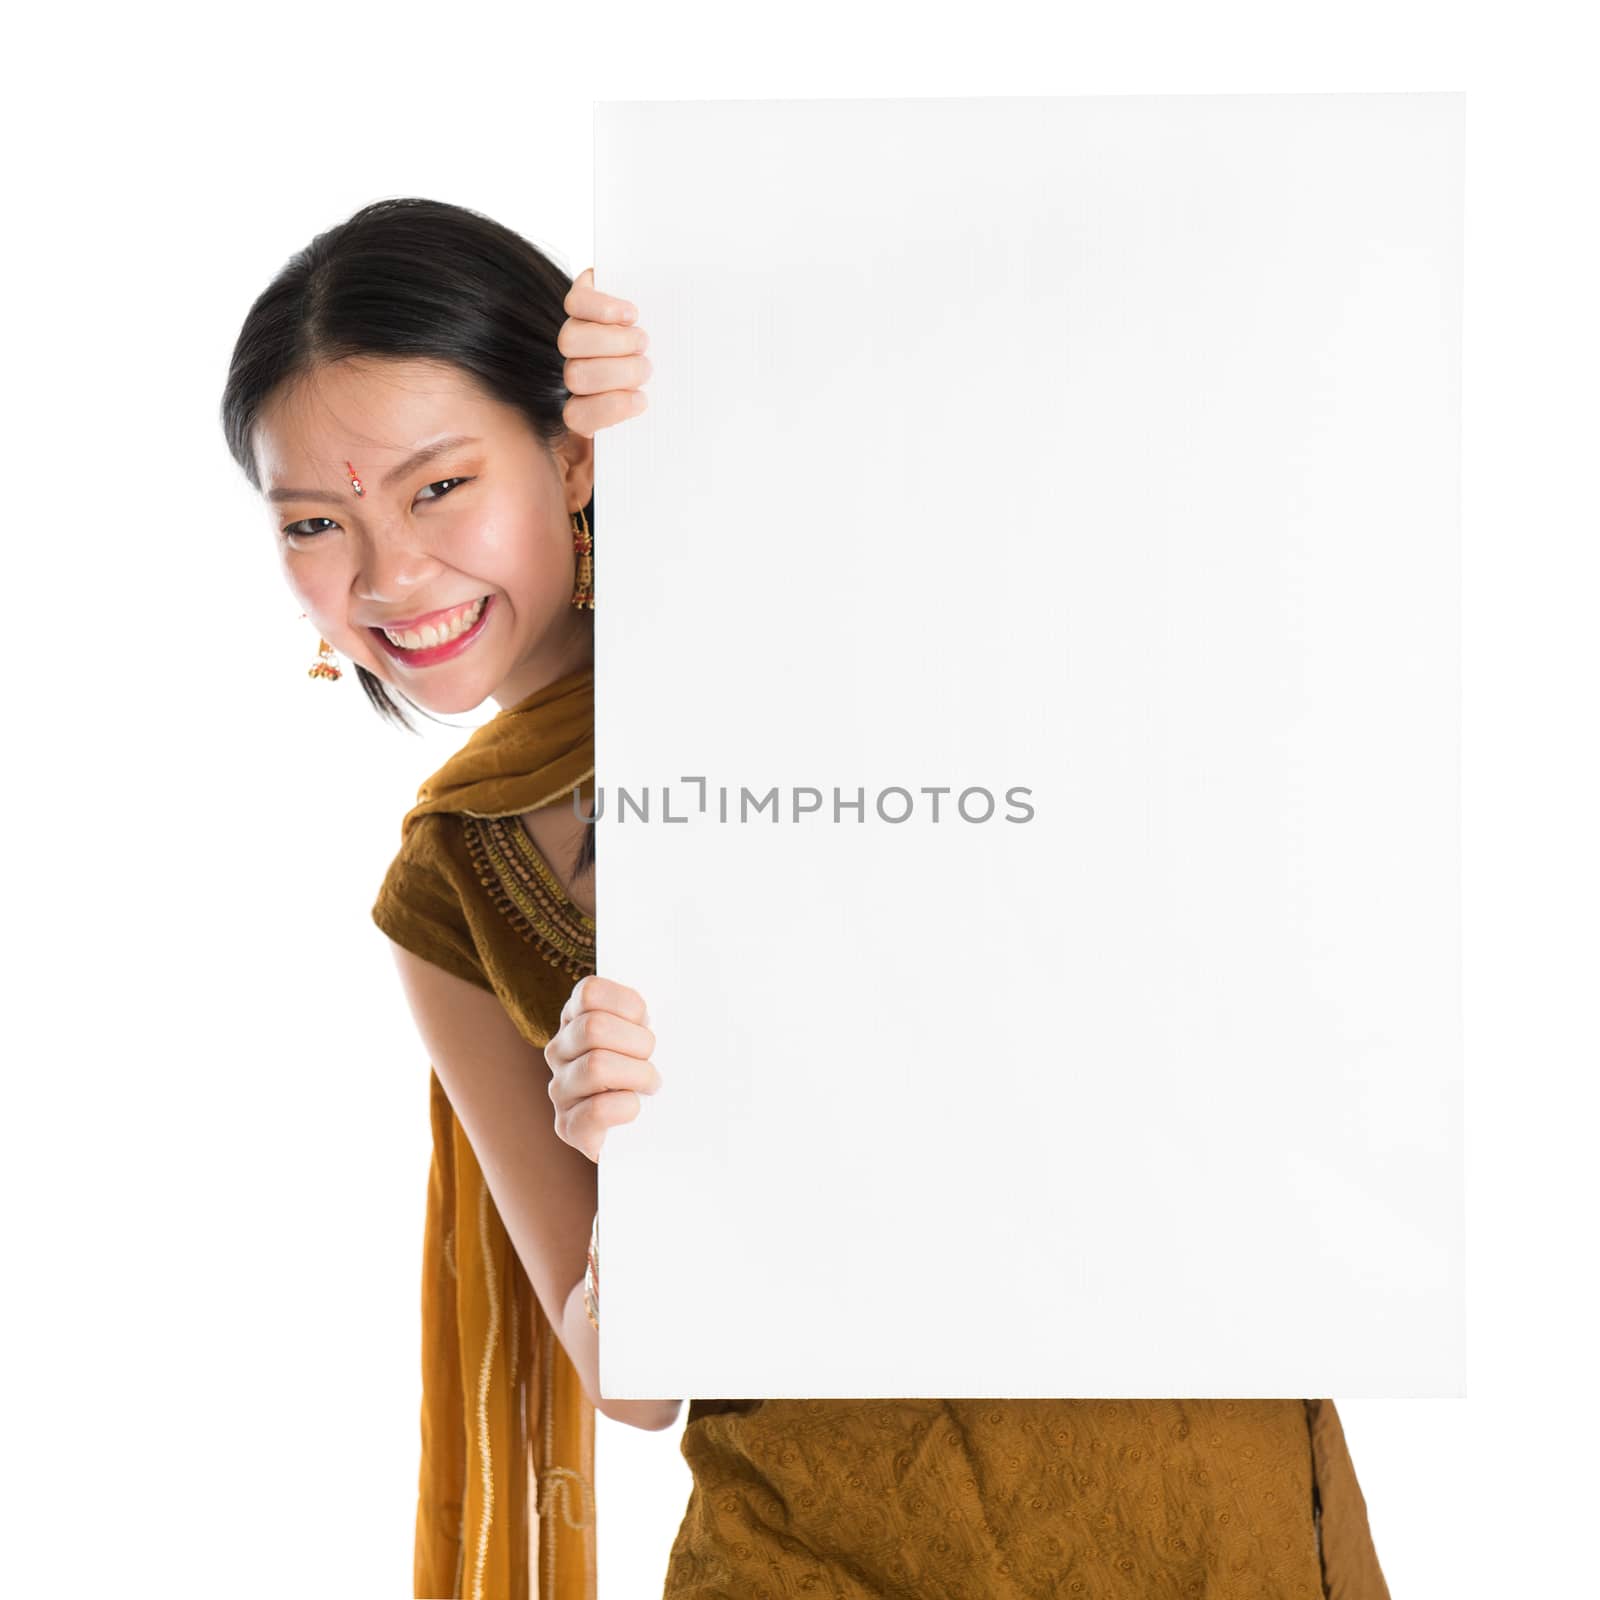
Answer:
[
  {"xmin": 372, "ymin": 666, "xmax": 1393, "ymax": 1600},
  {"xmin": 371, "ymin": 667, "xmax": 602, "ymax": 1600}
]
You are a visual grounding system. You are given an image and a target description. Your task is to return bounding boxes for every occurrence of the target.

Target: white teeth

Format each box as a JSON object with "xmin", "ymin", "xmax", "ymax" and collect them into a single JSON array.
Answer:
[{"xmin": 383, "ymin": 596, "xmax": 485, "ymax": 650}]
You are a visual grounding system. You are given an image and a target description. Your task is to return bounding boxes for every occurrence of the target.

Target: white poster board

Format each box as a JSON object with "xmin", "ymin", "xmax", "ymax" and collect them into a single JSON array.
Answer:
[{"xmin": 593, "ymin": 94, "xmax": 1464, "ymax": 1400}]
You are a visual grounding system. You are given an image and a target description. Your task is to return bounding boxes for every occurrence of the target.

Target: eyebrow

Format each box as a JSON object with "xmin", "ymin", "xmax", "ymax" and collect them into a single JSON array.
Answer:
[{"xmin": 265, "ymin": 434, "xmax": 482, "ymax": 505}]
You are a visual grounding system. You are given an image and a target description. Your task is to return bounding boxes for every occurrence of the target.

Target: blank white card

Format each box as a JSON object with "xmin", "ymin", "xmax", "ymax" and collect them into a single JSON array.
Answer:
[{"xmin": 592, "ymin": 94, "xmax": 1464, "ymax": 1399}]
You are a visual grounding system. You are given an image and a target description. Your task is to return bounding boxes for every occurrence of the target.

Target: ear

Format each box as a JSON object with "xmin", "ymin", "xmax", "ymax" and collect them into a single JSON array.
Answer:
[{"xmin": 553, "ymin": 427, "xmax": 596, "ymax": 514}]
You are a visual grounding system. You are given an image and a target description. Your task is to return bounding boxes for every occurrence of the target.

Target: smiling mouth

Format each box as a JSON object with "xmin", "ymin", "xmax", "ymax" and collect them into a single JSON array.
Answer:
[{"xmin": 370, "ymin": 594, "xmax": 494, "ymax": 663}]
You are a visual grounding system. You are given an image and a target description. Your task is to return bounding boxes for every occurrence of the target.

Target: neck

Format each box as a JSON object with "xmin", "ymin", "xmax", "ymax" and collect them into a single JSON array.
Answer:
[{"xmin": 491, "ymin": 614, "xmax": 594, "ymax": 711}]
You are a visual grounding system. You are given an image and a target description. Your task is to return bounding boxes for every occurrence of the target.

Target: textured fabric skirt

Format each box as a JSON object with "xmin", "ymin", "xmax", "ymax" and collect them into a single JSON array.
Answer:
[{"xmin": 660, "ymin": 1397, "xmax": 1378, "ymax": 1599}]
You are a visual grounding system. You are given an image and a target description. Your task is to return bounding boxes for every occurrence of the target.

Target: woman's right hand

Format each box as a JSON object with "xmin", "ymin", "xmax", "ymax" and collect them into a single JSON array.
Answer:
[
  {"xmin": 558, "ymin": 266, "xmax": 652, "ymax": 437},
  {"xmin": 546, "ymin": 975, "xmax": 663, "ymax": 1162}
]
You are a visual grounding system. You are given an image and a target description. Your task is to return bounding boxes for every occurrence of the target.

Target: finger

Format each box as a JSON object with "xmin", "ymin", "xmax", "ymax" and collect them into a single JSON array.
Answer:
[
  {"xmin": 563, "ymin": 352, "xmax": 652, "ymax": 397},
  {"xmin": 575, "ymin": 1088, "xmax": 644, "ymax": 1161},
  {"xmin": 560, "ymin": 973, "xmax": 651, "ymax": 1030},
  {"xmin": 553, "ymin": 1047, "xmax": 661, "ymax": 1108},
  {"xmin": 558, "ymin": 316, "xmax": 648, "ymax": 359},
  {"xmin": 561, "ymin": 389, "xmax": 648, "ymax": 438},
  {"xmin": 566, "ymin": 1008, "xmax": 656, "ymax": 1064},
  {"xmin": 564, "ymin": 266, "xmax": 637, "ymax": 325}
]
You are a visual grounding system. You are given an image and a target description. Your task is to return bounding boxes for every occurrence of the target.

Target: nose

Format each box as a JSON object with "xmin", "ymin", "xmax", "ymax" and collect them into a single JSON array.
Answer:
[{"xmin": 353, "ymin": 525, "xmax": 443, "ymax": 606}]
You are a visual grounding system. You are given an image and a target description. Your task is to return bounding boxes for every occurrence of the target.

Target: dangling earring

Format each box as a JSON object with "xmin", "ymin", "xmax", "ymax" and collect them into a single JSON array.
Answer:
[
  {"xmin": 300, "ymin": 614, "xmax": 343, "ymax": 681},
  {"xmin": 308, "ymin": 638, "xmax": 342, "ymax": 681},
  {"xmin": 570, "ymin": 507, "xmax": 595, "ymax": 609}
]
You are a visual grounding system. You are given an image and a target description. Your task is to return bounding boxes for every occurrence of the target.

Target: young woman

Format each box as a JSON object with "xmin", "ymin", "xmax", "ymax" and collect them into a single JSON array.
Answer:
[{"xmin": 222, "ymin": 197, "xmax": 1392, "ymax": 1600}]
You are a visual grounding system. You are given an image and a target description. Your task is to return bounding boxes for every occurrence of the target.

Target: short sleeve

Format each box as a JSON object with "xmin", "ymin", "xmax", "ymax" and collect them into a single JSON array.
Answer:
[{"xmin": 370, "ymin": 817, "xmax": 495, "ymax": 995}]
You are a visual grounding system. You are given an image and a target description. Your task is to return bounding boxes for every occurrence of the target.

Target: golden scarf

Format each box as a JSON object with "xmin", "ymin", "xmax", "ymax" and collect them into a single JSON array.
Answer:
[
  {"xmin": 403, "ymin": 666, "xmax": 596, "ymax": 841},
  {"xmin": 405, "ymin": 664, "xmax": 597, "ymax": 1600}
]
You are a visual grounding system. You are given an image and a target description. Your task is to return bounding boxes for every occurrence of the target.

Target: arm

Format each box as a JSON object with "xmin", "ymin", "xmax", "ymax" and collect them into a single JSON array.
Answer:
[{"xmin": 384, "ymin": 939, "xmax": 682, "ymax": 1432}]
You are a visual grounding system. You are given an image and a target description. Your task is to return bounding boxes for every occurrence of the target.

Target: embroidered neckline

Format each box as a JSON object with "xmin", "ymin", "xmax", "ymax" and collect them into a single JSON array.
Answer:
[{"xmin": 460, "ymin": 813, "xmax": 596, "ymax": 980}]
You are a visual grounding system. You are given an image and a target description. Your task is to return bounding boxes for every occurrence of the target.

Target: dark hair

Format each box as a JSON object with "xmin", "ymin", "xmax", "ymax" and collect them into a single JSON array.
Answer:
[{"xmin": 220, "ymin": 196, "xmax": 596, "ymax": 878}]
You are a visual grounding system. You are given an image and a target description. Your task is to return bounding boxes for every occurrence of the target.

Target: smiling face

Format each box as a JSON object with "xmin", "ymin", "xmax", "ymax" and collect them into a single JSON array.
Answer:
[{"xmin": 255, "ymin": 355, "xmax": 594, "ymax": 714}]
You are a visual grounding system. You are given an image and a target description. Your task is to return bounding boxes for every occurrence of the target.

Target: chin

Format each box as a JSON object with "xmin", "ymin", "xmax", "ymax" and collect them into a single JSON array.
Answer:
[
  {"xmin": 355, "ymin": 662, "xmax": 493, "ymax": 719},
  {"xmin": 410, "ymin": 682, "xmax": 498, "ymax": 718}
]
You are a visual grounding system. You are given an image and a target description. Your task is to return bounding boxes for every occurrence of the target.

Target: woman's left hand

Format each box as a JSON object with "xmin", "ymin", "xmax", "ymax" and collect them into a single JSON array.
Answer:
[
  {"xmin": 557, "ymin": 266, "xmax": 652, "ymax": 438},
  {"xmin": 545, "ymin": 974, "xmax": 661, "ymax": 1162}
]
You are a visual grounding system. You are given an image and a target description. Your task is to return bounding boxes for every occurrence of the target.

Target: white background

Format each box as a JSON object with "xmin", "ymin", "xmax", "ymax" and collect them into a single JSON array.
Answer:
[{"xmin": 2, "ymin": 3, "xmax": 1593, "ymax": 1597}]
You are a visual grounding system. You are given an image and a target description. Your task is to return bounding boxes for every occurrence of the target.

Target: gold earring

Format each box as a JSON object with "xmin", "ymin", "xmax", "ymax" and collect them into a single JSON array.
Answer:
[
  {"xmin": 300, "ymin": 614, "xmax": 343, "ymax": 681},
  {"xmin": 570, "ymin": 507, "xmax": 595, "ymax": 609}
]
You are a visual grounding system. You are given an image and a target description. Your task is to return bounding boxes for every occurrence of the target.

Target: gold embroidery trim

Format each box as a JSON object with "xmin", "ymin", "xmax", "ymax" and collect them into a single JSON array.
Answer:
[
  {"xmin": 539, "ymin": 1317, "xmax": 597, "ymax": 1600},
  {"xmin": 470, "ymin": 1175, "xmax": 499, "ymax": 1600},
  {"xmin": 461, "ymin": 813, "xmax": 596, "ymax": 981}
]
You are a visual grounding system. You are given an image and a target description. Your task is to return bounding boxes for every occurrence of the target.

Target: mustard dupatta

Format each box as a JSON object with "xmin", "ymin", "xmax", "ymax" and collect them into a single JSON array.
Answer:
[
  {"xmin": 403, "ymin": 665, "xmax": 597, "ymax": 1600},
  {"xmin": 402, "ymin": 665, "xmax": 596, "ymax": 843}
]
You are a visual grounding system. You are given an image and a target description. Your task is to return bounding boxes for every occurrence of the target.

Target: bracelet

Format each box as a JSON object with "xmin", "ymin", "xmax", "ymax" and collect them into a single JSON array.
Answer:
[{"xmin": 583, "ymin": 1212, "xmax": 600, "ymax": 1330}]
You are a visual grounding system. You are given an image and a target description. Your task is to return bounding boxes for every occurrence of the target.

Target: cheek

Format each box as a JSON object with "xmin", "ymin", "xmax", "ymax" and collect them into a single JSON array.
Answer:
[
  {"xmin": 455, "ymin": 506, "xmax": 566, "ymax": 592},
  {"xmin": 280, "ymin": 545, "xmax": 342, "ymax": 620}
]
